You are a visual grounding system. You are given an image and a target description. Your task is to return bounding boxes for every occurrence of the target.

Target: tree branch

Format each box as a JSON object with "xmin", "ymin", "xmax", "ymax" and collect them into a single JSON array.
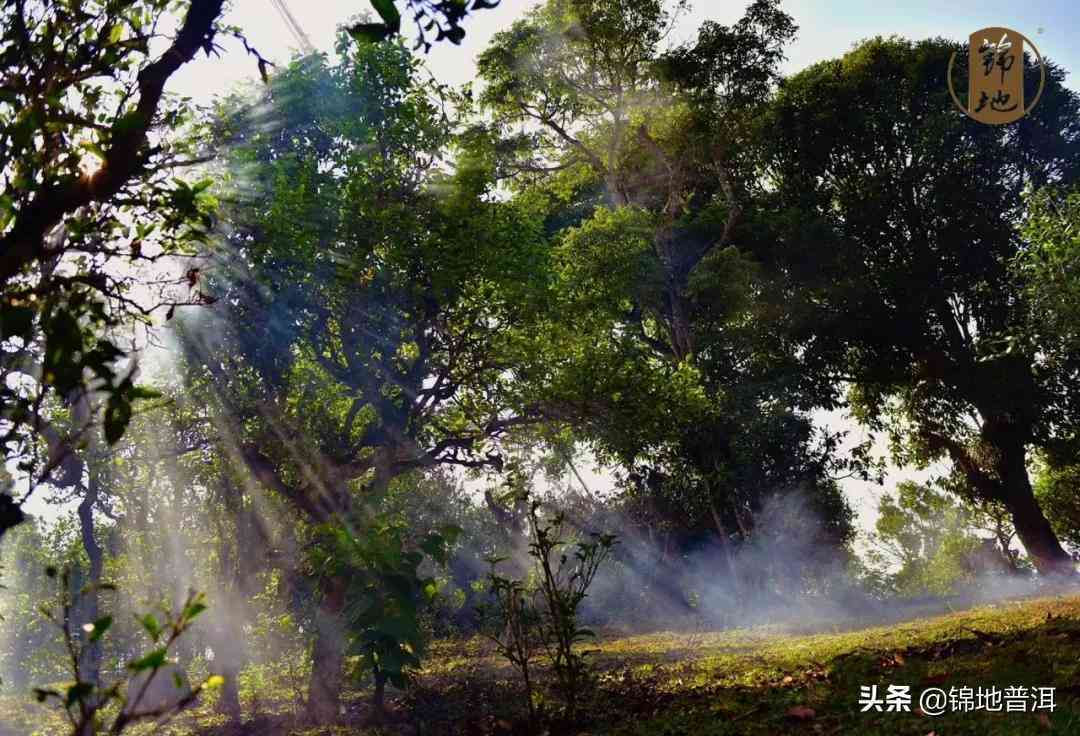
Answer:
[{"xmin": 0, "ymin": 0, "xmax": 226, "ymax": 286}]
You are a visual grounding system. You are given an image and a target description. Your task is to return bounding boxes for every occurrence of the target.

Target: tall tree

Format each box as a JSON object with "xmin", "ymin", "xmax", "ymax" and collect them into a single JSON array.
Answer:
[
  {"xmin": 766, "ymin": 37, "xmax": 1080, "ymax": 574},
  {"xmin": 186, "ymin": 40, "xmax": 545, "ymax": 722},
  {"xmin": 0, "ymin": 0, "xmax": 505, "ymax": 542},
  {"xmin": 475, "ymin": 0, "xmax": 851, "ymax": 559}
]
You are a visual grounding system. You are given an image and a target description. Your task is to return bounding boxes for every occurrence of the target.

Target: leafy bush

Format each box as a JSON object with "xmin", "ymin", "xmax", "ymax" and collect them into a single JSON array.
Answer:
[
  {"xmin": 33, "ymin": 567, "xmax": 219, "ymax": 735},
  {"xmin": 315, "ymin": 514, "xmax": 460, "ymax": 713},
  {"xmin": 482, "ymin": 495, "xmax": 616, "ymax": 720}
]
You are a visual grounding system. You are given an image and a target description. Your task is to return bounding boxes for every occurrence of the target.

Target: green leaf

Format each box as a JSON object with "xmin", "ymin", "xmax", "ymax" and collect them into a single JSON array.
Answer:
[
  {"xmin": 128, "ymin": 647, "xmax": 168, "ymax": 672},
  {"xmin": 33, "ymin": 688, "xmax": 59, "ymax": 703},
  {"xmin": 129, "ymin": 385, "xmax": 162, "ymax": 400},
  {"xmin": 0, "ymin": 305, "xmax": 34, "ymax": 340},
  {"xmin": 439, "ymin": 524, "xmax": 463, "ymax": 546},
  {"xmin": 65, "ymin": 681, "xmax": 94, "ymax": 707},
  {"xmin": 349, "ymin": 22, "xmax": 393, "ymax": 44},
  {"xmin": 104, "ymin": 392, "xmax": 132, "ymax": 445},
  {"xmin": 182, "ymin": 599, "xmax": 207, "ymax": 622},
  {"xmin": 139, "ymin": 613, "xmax": 161, "ymax": 642}
]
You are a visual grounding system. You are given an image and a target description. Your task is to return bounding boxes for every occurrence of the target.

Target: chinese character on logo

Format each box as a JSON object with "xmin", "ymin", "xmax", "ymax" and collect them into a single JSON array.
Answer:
[
  {"xmin": 979, "ymin": 33, "xmax": 1015, "ymax": 83},
  {"xmin": 949, "ymin": 26, "xmax": 1045, "ymax": 124}
]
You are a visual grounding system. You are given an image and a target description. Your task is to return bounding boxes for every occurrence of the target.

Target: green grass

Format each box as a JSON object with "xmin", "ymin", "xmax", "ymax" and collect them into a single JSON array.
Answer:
[
  {"xmin": 580, "ymin": 592, "xmax": 1080, "ymax": 735},
  {"xmin": 4, "ymin": 592, "xmax": 1080, "ymax": 735}
]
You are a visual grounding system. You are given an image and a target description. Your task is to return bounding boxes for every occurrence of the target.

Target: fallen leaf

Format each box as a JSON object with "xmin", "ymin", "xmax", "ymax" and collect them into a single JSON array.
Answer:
[{"xmin": 786, "ymin": 705, "xmax": 816, "ymax": 720}]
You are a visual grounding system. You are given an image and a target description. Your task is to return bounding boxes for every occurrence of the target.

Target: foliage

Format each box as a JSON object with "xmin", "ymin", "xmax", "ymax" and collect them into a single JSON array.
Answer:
[
  {"xmin": 1017, "ymin": 186, "xmax": 1080, "ymax": 359},
  {"xmin": 865, "ymin": 482, "xmax": 1022, "ymax": 597},
  {"xmin": 1032, "ymin": 457, "xmax": 1080, "ymax": 553},
  {"xmin": 352, "ymin": 0, "xmax": 502, "ymax": 51},
  {"xmin": 529, "ymin": 500, "xmax": 616, "ymax": 718},
  {"xmin": 0, "ymin": 0, "xmax": 230, "ymax": 542},
  {"xmin": 473, "ymin": 0, "xmax": 853, "ymax": 562},
  {"xmin": 32, "ymin": 567, "xmax": 218, "ymax": 735},
  {"xmin": 480, "ymin": 559, "xmax": 545, "ymax": 719},
  {"xmin": 199, "ymin": 38, "xmax": 548, "ymax": 520},
  {"xmin": 765, "ymin": 35, "xmax": 1080, "ymax": 573},
  {"xmin": 314, "ymin": 513, "xmax": 460, "ymax": 708},
  {"xmin": 482, "ymin": 491, "xmax": 616, "ymax": 720}
]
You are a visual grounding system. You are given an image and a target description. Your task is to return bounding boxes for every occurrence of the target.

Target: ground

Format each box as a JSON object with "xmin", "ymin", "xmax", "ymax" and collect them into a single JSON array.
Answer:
[{"xmin": 4, "ymin": 591, "xmax": 1080, "ymax": 735}]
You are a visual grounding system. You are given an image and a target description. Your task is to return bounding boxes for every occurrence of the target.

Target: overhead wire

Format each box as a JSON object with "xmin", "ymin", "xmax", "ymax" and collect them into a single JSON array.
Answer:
[{"xmin": 268, "ymin": 0, "xmax": 315, "ymax": 55}]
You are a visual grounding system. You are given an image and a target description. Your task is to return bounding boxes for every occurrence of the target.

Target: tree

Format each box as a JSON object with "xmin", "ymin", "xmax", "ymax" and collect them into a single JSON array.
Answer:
[
  {"xmin": 766, "ymin": 37, "xmax": 1080, "ymax": 575},
  {"xmin": 474, "ymin": 0, "xmax": 852, "ymax": 563},
  {"xmin": 867, "ymin": 481, "xmax": 1021, "ymax": 596},
  {"xmin": 182, "ymin": 40, "xmax": 546, "ymax": 722},
  {"xmin": 0, "ymin": 0, "xmax": 232, "ymax": 544},
  {"xmin": 1032, "ymin": 457, "xmax": 1080, "ymax": 553},
  {"xmin": 0, "ymin": 0, "xmax": 505, "ymax": 544},
  {"xmin": 1018, "ymin": 187, "xmax": 1080, "ymax": 351}
]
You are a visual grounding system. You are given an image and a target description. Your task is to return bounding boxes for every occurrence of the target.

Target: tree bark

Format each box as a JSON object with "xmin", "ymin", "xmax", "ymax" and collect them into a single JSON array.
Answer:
[
  {"xmin": 77, "ymin": 464, "xmax": 103, "ymax": 693},
  {"xmin": 1002, "ymin": 469, "xmax": 1074, "ymax": 576},
  {"xmin": 988, "ymin": 428, "xmax": 1074, "ymax": 576},
  {"xmin": 372, "ymin": 670, "xmax": 387, "ymax": 718},
  {"xmin": 306, "ymin": 575, "xmax": 348, "ymax": 724},
  {"xmin": 933, "ymin": 415, "xmax": 1074, "ymax": 576}
]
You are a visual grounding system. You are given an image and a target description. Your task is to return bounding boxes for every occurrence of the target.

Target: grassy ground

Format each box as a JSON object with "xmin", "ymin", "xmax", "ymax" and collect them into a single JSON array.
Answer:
[{"xmin": 4, "ymin": 592, "xmax": 1080, "ymax": 735}]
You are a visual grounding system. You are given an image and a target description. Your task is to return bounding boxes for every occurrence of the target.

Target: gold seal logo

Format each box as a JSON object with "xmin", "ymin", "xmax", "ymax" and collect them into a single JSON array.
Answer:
[{"xmin": 947, "ymin": 27, "xmax": 1046, "ymax": 124}]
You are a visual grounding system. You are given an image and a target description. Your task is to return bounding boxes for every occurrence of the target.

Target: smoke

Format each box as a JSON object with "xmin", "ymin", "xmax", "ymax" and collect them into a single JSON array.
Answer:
[{"xmin": 511, "ymin": 483, "xmax": 1077, "ymax": 639}]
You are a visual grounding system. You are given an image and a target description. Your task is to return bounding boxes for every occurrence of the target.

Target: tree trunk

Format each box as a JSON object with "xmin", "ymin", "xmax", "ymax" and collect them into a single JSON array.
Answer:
[
  {"xmin": 218, "ymin": 667, "xmax": 241, "ymax": 721},
  {"xmin": 372, "ymin": 669, "xmax": 387, "ymax": 718},
  {"xmin": 77, "ymin": 467, "xmax": 103, "ymax": 692},
  {"xmin": 210, "ymin": 594, "xmax": 243, "ymax": 721},
  {"xmin": 991, "ymin": 430, "xmax": 1074, "ymax": 576},
  {"xmin": 306, "ymin": 575, "xmax": 348, "ymax": 724},
  {"xmin": 1004, "ymin": 473, "xmax": 1074, "ymax": 576}
]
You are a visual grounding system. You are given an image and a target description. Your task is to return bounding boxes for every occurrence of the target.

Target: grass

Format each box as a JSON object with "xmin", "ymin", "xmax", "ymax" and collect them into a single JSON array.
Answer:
[
  {"xmin": 579, "ymin": 592, "xmax": 1080, "ymax": 735},
  {"xmin": 4, "ymin": 592, "xmax": 1080, "ymax": 735}
]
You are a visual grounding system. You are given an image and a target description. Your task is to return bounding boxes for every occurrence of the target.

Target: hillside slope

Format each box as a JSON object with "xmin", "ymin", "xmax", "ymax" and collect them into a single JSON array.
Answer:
[{"xmin": 4, "ymin": 593, "xmax": 1080, "ymax": 735}]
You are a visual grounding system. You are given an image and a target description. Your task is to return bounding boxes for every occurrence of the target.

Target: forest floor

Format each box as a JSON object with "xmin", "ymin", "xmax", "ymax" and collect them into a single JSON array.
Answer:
[{"xmin": 5, "ymin": 590, "xmax": 1080, "ymax": 736}]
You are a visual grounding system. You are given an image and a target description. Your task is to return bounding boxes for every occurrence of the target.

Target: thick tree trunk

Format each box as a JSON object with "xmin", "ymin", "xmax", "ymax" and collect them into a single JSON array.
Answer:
[
  {"xmin": 991, "ymin": 430, "xmax": 1074, "ymax": 576},
  {"xmin": 210, "ymin": 595, "xmax": 243, "ymax": 721},
  {"xmin": 306, "ymin": 575, "xmax": 348, "ymax": 724},
  {"xmin": 1003, "ymin": 472, "xmax": 1074, "ymax": 576},
  {"xmin": 213, "ymin": 485, "xmax": 254, "ymax": 722}
]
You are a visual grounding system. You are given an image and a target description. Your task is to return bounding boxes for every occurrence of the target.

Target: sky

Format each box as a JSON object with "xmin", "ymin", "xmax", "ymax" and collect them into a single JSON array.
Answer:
[
  {"xmin": 169, "ymin": 0, "xmax": 1080, "ymax": 98},
  {"xmin": 155, "ymin": 0, "xmax": 1080, "ymax": 538}
]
